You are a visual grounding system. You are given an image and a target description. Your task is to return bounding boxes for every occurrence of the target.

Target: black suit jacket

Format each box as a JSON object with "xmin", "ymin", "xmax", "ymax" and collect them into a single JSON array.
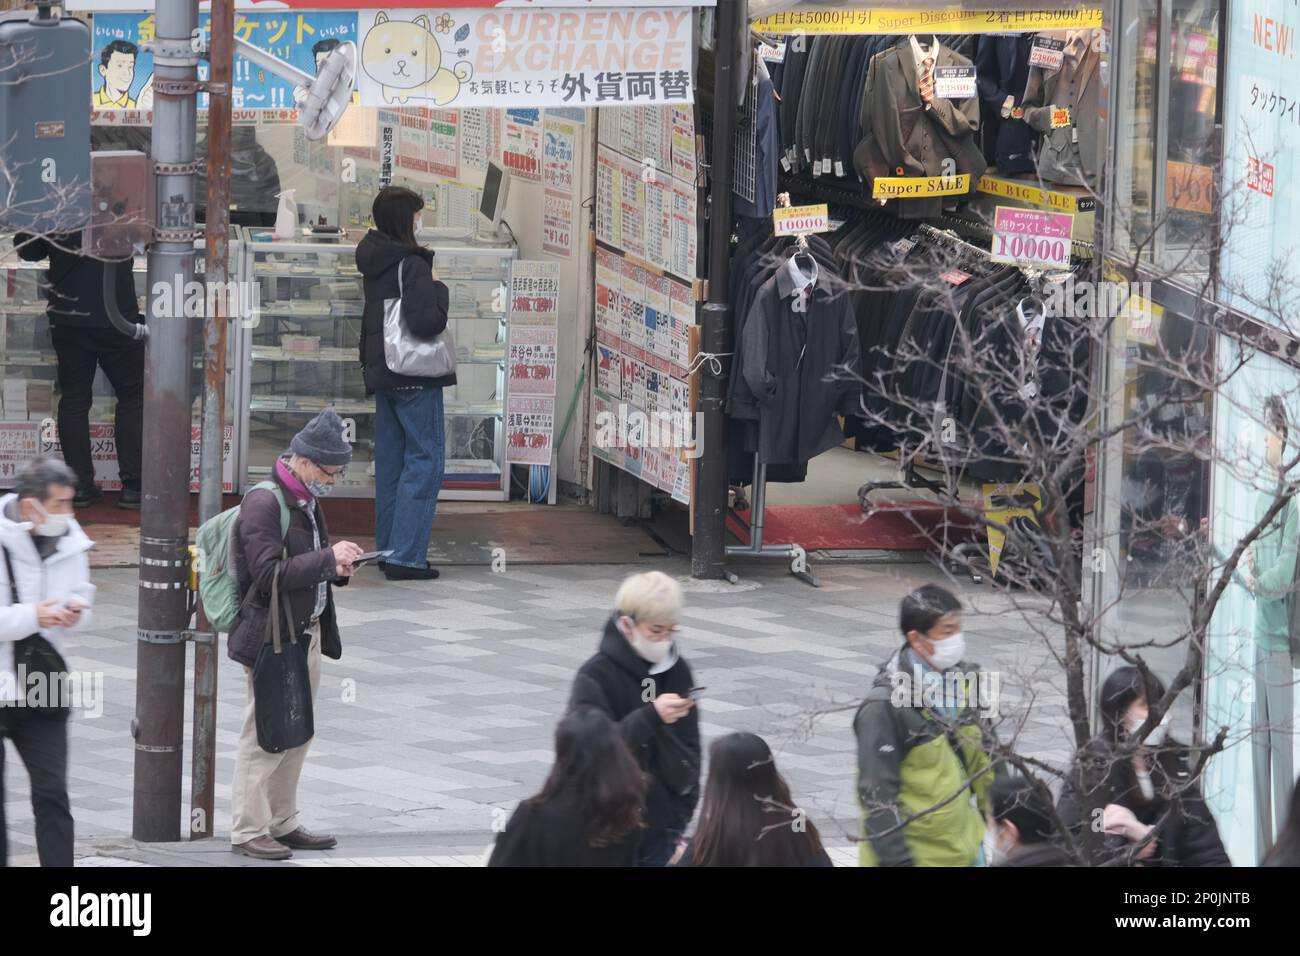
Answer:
[{"xmin": 853, "ymin": 38, "xmax": 987, "ymax": 219}]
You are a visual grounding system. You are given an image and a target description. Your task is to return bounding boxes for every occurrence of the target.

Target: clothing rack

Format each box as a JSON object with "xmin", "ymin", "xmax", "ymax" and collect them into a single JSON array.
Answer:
[{"xmin": 724, "ymin": 191, "xmax": 820, "ymax": 588}]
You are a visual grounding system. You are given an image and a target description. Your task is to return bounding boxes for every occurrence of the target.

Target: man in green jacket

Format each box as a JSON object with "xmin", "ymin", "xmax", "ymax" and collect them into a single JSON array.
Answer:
[{"xmin": 854, "ymin": 584, "xmax": 1001, "ymax": 866}]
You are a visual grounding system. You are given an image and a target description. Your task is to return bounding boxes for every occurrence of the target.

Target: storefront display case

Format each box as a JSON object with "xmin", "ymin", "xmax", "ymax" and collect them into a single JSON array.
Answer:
[
  {"xmin": 0, "ymin": 231, "xmax": 243, "ymax": 490},
  {"xmin": 238, "ymin": 227, "xmax": 515, "ymax": 500}
]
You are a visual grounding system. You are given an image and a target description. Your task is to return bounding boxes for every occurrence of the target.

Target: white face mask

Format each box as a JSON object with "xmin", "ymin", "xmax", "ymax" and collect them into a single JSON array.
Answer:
[
  {"xmin": 31, "ymin": 500, "xmax": 69, "ymax": 538},
  {"xmin": 631, "ymin": 630, "xmax": 671, "ymax": 665},
  {"xmin": 984, "ymin": 825, "xmax": 1012, "ymax": 866},
  {"xmin": 925, "ymin": 631, "xmax": 965, "ymax": 671},
  {"xmin": 1127, "ymin": 712, "xmax": 1171, "ymax": 746}
]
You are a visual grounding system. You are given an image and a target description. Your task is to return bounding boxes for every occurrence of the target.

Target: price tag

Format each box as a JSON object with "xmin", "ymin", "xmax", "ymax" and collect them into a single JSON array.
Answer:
[
  {"xmin": 990, "ymin": 205, "xmax": 1074, "ymax": 269},
  {"xmin": 1051, "ymin": 106, "xmax": 1072, "ymax": 129},
  {"xmin": 1029, "ymin": 36, "xmax": 1066, "ymax": 70},
  {"xmin": 780, "ymin": 154, "xmax": 792, "ymax": 172},
  {"xmin": 758, "ymin": 40, "xmax": 786, "ymax": 63},
  {"xmin": 834, "ymin": 160, "xmax": 845, "ymax": 177},
  {"xmin": 891, "ymin": 237, "xmax": 918, "ymax": 258},
  {"xmin": 773, "ymin": 203, "xmax": 830, "ymax": 237},
  {"xmin": 934, "ymin": 66, "xmax": 977, "ymax": 99}
]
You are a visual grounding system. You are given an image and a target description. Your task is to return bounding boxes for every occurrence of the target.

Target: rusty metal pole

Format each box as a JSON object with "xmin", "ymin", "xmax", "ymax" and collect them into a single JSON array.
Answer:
[
  {"xmin": 191, "ymin": 0, "xmax": 233, "ymax": 842},
  {"xmin": 133, "ymin": 0, "xmax": 199, "ymax": 843}
]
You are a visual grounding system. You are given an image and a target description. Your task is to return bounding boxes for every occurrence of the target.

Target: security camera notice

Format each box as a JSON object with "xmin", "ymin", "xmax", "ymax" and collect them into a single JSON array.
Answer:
[{"xmin": 1113, "ymin": 891, "xmax": 1252, "ymax": 930}]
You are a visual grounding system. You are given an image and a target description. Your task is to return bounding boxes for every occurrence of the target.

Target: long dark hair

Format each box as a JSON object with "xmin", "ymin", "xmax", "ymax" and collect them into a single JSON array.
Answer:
[
  {"xmin": 372, "ymin": 185, "xmax": 424, "ymax": 249},
  {"xmin": 529, "ymin": 707, "xmax": 645, "ymax": 848},
  {"xmin": 690, "ymin": 733, "xmax": 827, "ymax": 866}
]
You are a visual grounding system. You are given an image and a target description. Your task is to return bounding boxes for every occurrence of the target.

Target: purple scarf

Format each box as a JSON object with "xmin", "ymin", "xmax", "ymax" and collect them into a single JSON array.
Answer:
[{"xmin": 275, "ymin": 456, "xmax": 312, "ymax": 505}]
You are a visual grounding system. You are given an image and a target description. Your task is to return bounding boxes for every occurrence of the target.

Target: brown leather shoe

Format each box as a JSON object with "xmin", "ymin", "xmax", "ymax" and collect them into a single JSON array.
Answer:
[
  {"xmin": 233, "ymin": 835, "xmax": 293, "ymax": 861},
  {"xmin": 275, "ymin": 826, "xmax": 338, "ymax": 850}
]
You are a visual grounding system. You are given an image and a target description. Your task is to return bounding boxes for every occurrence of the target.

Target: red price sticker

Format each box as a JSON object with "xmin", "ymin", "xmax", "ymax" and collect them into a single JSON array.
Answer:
[
  {"xmin": 1051, "ymin": 107, "xmax": 1072, "ymax": 129},
  {"xmin": 990, "ymin": 206, "xmax": 1074, "ymax": 269}
]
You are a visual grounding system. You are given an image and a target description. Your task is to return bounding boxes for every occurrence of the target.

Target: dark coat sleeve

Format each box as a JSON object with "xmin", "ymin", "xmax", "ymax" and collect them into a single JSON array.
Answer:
[
  {"xmin": 399, "ymin": 256, "xmax": 451, "ymax": 339},
  {"xmin": 487, "ymin": 802, "xmax": 541, "ymax": 866},
  {"xmin": 569, "ymin": 666, "xmax": 663, "ymax": 750},
  {"xmin": 13, "ymin": 233, "xmax": 52, "ymax": 261},
  {"xmin": 854, "ymin": 700, "xmax": 913, "ymax": 866},
  {"xmin": 237, "ymin": 488, "xmax": 336, "ymax": 600}
]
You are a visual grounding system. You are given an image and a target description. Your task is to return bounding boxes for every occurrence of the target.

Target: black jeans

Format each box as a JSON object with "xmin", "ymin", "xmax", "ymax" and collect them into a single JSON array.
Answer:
[
  {"xmin": 0, "ymin": 709, "xmax": 73, "ymax": 867},
  {"xmin": 50, "ymin": 325, "xmax": 145, "ymax": 492}
]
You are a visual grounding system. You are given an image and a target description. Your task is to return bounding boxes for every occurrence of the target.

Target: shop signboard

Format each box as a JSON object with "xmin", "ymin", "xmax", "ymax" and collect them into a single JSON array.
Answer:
[
  {"xmin": 752, "ymin": 7, "xmax": 1101, "ymax": 35},
  {"xmin": 37, "ymin": 423, "xmax": 234, "ymax": 492},
  {"xmin": 91, "ymin": 12, "xmax": 357, "ymax": 112},
  {"xmin": 1219, "ymin": 0, "xmax": 1300, "ymax": 324},
  {"xmin": 355, "ymin": 7, "xmax": 693, "ymax": 110}
]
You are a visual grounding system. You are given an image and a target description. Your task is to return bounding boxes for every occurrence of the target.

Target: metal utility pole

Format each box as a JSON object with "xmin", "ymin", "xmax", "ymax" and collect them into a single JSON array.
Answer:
[
  {"xmin": 692, "ymin": 0, "xmax": 742, "ymax": 579},
  {"xmin": 133, "ymin": 0, "xmax": 200, "ymax": 843},
  {"xmin": 191, "ymin": 0, "xmax": 233, "ymax": 842}
]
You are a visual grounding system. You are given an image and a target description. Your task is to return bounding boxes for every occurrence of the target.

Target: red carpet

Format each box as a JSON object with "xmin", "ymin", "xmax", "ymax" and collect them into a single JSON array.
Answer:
[{"xmin": 726, "ymin": 502, "xmax": 983, "ymax": 551}]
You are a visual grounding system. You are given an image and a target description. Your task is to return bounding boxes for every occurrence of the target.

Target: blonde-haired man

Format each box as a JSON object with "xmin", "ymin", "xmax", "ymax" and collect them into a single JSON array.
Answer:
[{"xmin": 569, "ymin": 571, "xmax": 701, "ymax": 866}]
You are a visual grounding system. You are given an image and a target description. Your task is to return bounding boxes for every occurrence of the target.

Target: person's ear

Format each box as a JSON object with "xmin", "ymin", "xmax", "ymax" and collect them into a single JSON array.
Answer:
[
  {"xmin": 1002, "ymin": 820, "xmax": 1020, "ymax": 847},
  {"xmin": 906, "ymin": 629, "xmax": 932, "ymax": 655}
]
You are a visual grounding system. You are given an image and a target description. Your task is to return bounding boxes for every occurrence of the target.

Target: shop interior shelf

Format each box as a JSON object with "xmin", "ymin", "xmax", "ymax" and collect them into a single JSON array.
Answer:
[{"xmin": 248, "ymin": 398, "xmax": 503, "ymax": 417}]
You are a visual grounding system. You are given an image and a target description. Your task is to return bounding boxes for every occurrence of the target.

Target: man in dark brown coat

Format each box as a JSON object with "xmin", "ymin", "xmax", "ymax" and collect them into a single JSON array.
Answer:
[{"xmin": 228, "ymin": 410, "xmax": 363, "ymax": 860}]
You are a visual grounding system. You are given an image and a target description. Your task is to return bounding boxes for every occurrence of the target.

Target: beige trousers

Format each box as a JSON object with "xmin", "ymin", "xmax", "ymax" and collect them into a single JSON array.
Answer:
[{"xmin": 230, "ymin": 622, "xmax": 322, "ymax": 845}]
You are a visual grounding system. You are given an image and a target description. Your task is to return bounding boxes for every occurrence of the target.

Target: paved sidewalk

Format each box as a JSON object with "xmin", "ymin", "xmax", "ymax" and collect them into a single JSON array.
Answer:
[{"xmin": 5, "ymin": 556, "xmax": 1074, "ymax": 867}]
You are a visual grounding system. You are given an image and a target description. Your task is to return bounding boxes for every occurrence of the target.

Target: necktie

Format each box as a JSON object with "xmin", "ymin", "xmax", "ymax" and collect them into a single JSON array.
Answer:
[{"xmin": 919, "ymin": 56, "xmax": 935, "ymax": 105}]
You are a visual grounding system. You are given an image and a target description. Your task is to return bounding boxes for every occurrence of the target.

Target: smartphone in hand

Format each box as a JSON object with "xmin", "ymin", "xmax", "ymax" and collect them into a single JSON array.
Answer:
[
  {"xmin": 687, "ymin": 686, "xmax": 707, "ymax": 699},
  {"xmin": 351, "ymin": 549, "xmax": 394, "ymax": 568}
]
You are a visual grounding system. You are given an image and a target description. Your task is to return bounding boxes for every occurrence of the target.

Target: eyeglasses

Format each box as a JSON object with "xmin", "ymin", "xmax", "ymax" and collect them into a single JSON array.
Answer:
[
  {"xmin": 639, "ymin": 621, "xmax": 680, "ymax": 639},
  {"xmin": 317, "ymin": 464, "xmax": 347, "ymax": 479}
]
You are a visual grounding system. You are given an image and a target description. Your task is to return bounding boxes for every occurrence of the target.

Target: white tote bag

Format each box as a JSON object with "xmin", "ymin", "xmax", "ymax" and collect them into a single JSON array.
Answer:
[{"xmin": 382, "ymin": 257, "xmax": 457, "ymax": 379}]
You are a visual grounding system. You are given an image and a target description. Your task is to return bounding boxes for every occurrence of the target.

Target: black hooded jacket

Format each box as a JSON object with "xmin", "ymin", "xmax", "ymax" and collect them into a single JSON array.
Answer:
[
  {"xmin": 355, "ymin": 230, "xmax": 453, "ymax": 392},
  {"xmin": 569, "ymin": 615, "xmax": 701, "ymax": 831},
  {"xmin": 13, "ymin": 230, "xmax": 140, "ymax": 331},
  {"xmin": 1056, "ymin": 736, "xmax": 1230, "ymax": 867}
]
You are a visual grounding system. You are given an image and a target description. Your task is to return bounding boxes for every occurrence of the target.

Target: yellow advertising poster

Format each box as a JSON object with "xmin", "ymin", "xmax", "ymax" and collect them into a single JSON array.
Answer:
[
  {"xmin": 872, "ymin": 174, "xmax": 970, "ymax": 199},
  {"xmin": 983, "ymin": 483, "xmax": 1042, "ymax": 578},
  {"xmin": 753, "ymin": 7, "xmax": 1102, "ymax": 35}
]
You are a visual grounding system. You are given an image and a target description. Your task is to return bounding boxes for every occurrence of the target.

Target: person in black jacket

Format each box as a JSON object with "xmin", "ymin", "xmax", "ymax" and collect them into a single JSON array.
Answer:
[
  {"xmin": 11, "ymin": 230, "xmax": 143, "ymax": 510},
  {"xmin": 678, "ymin": 732, "xmax": 832, "ymax": 867},
  {"xmin": 1057, "ymin": 667, "xmax": 1230, "ymax": 867},
  {"xmin": 488, "ymin": 707, "xmax": 645, "ymax": 867},
  {"xmin": 355, "ymin": 187, "xmax": 452, "ymax": 582},
  {"xmin": 987, "ymin": 774, "xmax": 1073, "ymax": 867},
  {"xmin": 569, "ymin": 571, "xmax": 701, "ymax": 866}
]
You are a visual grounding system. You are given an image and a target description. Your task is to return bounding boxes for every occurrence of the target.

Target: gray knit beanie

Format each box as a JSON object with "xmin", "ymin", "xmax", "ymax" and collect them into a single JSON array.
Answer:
[{"xmin": 290, "ymin": 408, "xmax": 353, "ymax": 466}]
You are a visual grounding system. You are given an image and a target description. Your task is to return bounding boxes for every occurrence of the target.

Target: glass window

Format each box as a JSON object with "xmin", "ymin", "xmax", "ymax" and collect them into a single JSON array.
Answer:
[
  {"xmin": 1205, "ymin": 337, "xmax": 1300, "ymax": 865},
  {"xmin": 1111, "ymin": 0, "xmax": 1160, "ymax": 259}
]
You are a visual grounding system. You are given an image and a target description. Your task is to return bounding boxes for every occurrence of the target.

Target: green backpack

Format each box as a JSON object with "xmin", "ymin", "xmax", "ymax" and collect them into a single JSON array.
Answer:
[{"xmin": 194, "ymin": 481, "xmax": 290, "ymax": 633}]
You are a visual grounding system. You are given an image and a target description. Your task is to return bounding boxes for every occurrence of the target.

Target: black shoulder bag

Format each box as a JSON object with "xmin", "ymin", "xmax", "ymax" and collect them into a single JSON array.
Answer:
[
  {"xmin": 1, "ymin": 545, "xmax": 72, "ymax": 717},
  {"xmin": 251, "ymin": 563, "xmax": 314, "ymax": 753}
]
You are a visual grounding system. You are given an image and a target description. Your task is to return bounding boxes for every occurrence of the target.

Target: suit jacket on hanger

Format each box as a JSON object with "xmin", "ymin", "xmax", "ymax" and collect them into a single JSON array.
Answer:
[
  {"xmin": 853, "ymin": 37, "xmax": 987, "ymax": 219},
  {"xmin": 1021, "ymin": 29, "xmax": 1101, "ymax": 187},
  {"xmin": 974, "ymin": 34, "xmax": 1038, "ymax": 174}
]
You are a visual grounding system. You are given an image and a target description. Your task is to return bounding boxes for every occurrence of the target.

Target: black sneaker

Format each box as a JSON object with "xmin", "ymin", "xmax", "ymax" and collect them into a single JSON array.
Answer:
[
  {"xmin": 383, "ymin": 563, "xmax": 440, "ymax": 581},
  {"xmin": 117, "ymin": 487, "xmax": 142, "ymax": 510},
  {"xmin": 74, "ymin": 486, "xmax": 104, "ymax": 508}
]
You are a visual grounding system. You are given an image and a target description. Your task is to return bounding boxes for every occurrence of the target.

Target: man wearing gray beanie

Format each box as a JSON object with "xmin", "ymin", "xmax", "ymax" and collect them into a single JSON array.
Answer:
[{"xmin": 226, "ymin": 409, "xmax": 364, "ymax": 860}]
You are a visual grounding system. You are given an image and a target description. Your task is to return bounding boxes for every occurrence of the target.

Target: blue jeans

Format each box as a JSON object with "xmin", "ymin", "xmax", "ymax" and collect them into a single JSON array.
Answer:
[{"xmin": 374, "ymin": 386, "xmax": 445, "ymax": 569}]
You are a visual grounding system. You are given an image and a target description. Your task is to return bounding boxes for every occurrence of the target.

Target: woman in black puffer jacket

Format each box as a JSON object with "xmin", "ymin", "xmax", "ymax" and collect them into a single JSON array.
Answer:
[{"xmin": 1057, "ymin": 666, "xmax": 1230, "ymax": 867}]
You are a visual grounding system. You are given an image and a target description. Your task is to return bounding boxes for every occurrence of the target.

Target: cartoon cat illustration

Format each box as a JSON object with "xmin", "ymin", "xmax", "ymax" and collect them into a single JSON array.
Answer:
[{"xmin": 361, "ymin": 12, "xmax": 472, "ymax": 106}]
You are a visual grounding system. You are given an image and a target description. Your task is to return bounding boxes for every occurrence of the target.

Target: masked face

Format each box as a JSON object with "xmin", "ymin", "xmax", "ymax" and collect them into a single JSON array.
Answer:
[
  {"xmin": 303, "ymin": 459, "xmax": 345, "ymax": 498},
  {"xmin": 623, "ymin": 616, "xmax": 676, "ymax": 664},
  {"xmin": 30, "ymin": 499, "xmax": 70, "ymax": 537}
]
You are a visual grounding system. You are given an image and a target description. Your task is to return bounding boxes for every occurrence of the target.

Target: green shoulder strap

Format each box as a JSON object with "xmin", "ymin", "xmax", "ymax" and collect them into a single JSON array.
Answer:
[{"xmin": 250, "ymin": 480, "xmax": 291, "ymax": 542}]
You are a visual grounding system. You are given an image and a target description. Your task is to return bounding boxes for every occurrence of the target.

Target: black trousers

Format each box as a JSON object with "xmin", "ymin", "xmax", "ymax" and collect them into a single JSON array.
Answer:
[
  {"xmin": 0, "ymin": 709, "xmax": 73, "ymax": 867},
  {"xmin": 50, "ymin": 326, "xmax": 145, "ymax": 491}
]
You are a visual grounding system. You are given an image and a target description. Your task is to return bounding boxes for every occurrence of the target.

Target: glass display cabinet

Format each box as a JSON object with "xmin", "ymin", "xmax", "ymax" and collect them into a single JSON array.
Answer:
[
  {"xmin": 238, "ymin": 227, "xmax": 515, "ymax": 500},
  {"xmin": 0, "ymin": 232, "xmax": 243, "ymax": 490}
]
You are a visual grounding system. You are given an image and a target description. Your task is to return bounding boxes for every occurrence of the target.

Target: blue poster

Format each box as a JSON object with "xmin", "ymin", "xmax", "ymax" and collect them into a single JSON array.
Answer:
[{"xmin": 92, "ymin": 12, "xmax": 357, "ymax": 112}]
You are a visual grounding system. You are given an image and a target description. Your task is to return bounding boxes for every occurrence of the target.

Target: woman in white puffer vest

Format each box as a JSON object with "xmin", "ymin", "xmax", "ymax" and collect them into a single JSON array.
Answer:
[{"xmin": 0, "ymin": 457, "xmax": 95, "ymax": 867}]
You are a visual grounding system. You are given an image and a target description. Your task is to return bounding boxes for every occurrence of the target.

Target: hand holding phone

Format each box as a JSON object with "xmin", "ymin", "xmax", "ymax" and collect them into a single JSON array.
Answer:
[
  {"xmin": 351, "ymin": 549, "xmax": 394, "ymax": 568},
  {"xmin": 688, "ymin": 686, "xmax": 707, "ymax": 699}
]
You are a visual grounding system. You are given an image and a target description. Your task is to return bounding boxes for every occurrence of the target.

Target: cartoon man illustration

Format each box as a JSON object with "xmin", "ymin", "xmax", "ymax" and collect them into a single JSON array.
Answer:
[
  {"xmin": 95, "ymin": 39, "xmax": 153, "ymax": 109},
  {"xmin": 293, "ymin": 38, "xmax": 339, "ymax": 106}
]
